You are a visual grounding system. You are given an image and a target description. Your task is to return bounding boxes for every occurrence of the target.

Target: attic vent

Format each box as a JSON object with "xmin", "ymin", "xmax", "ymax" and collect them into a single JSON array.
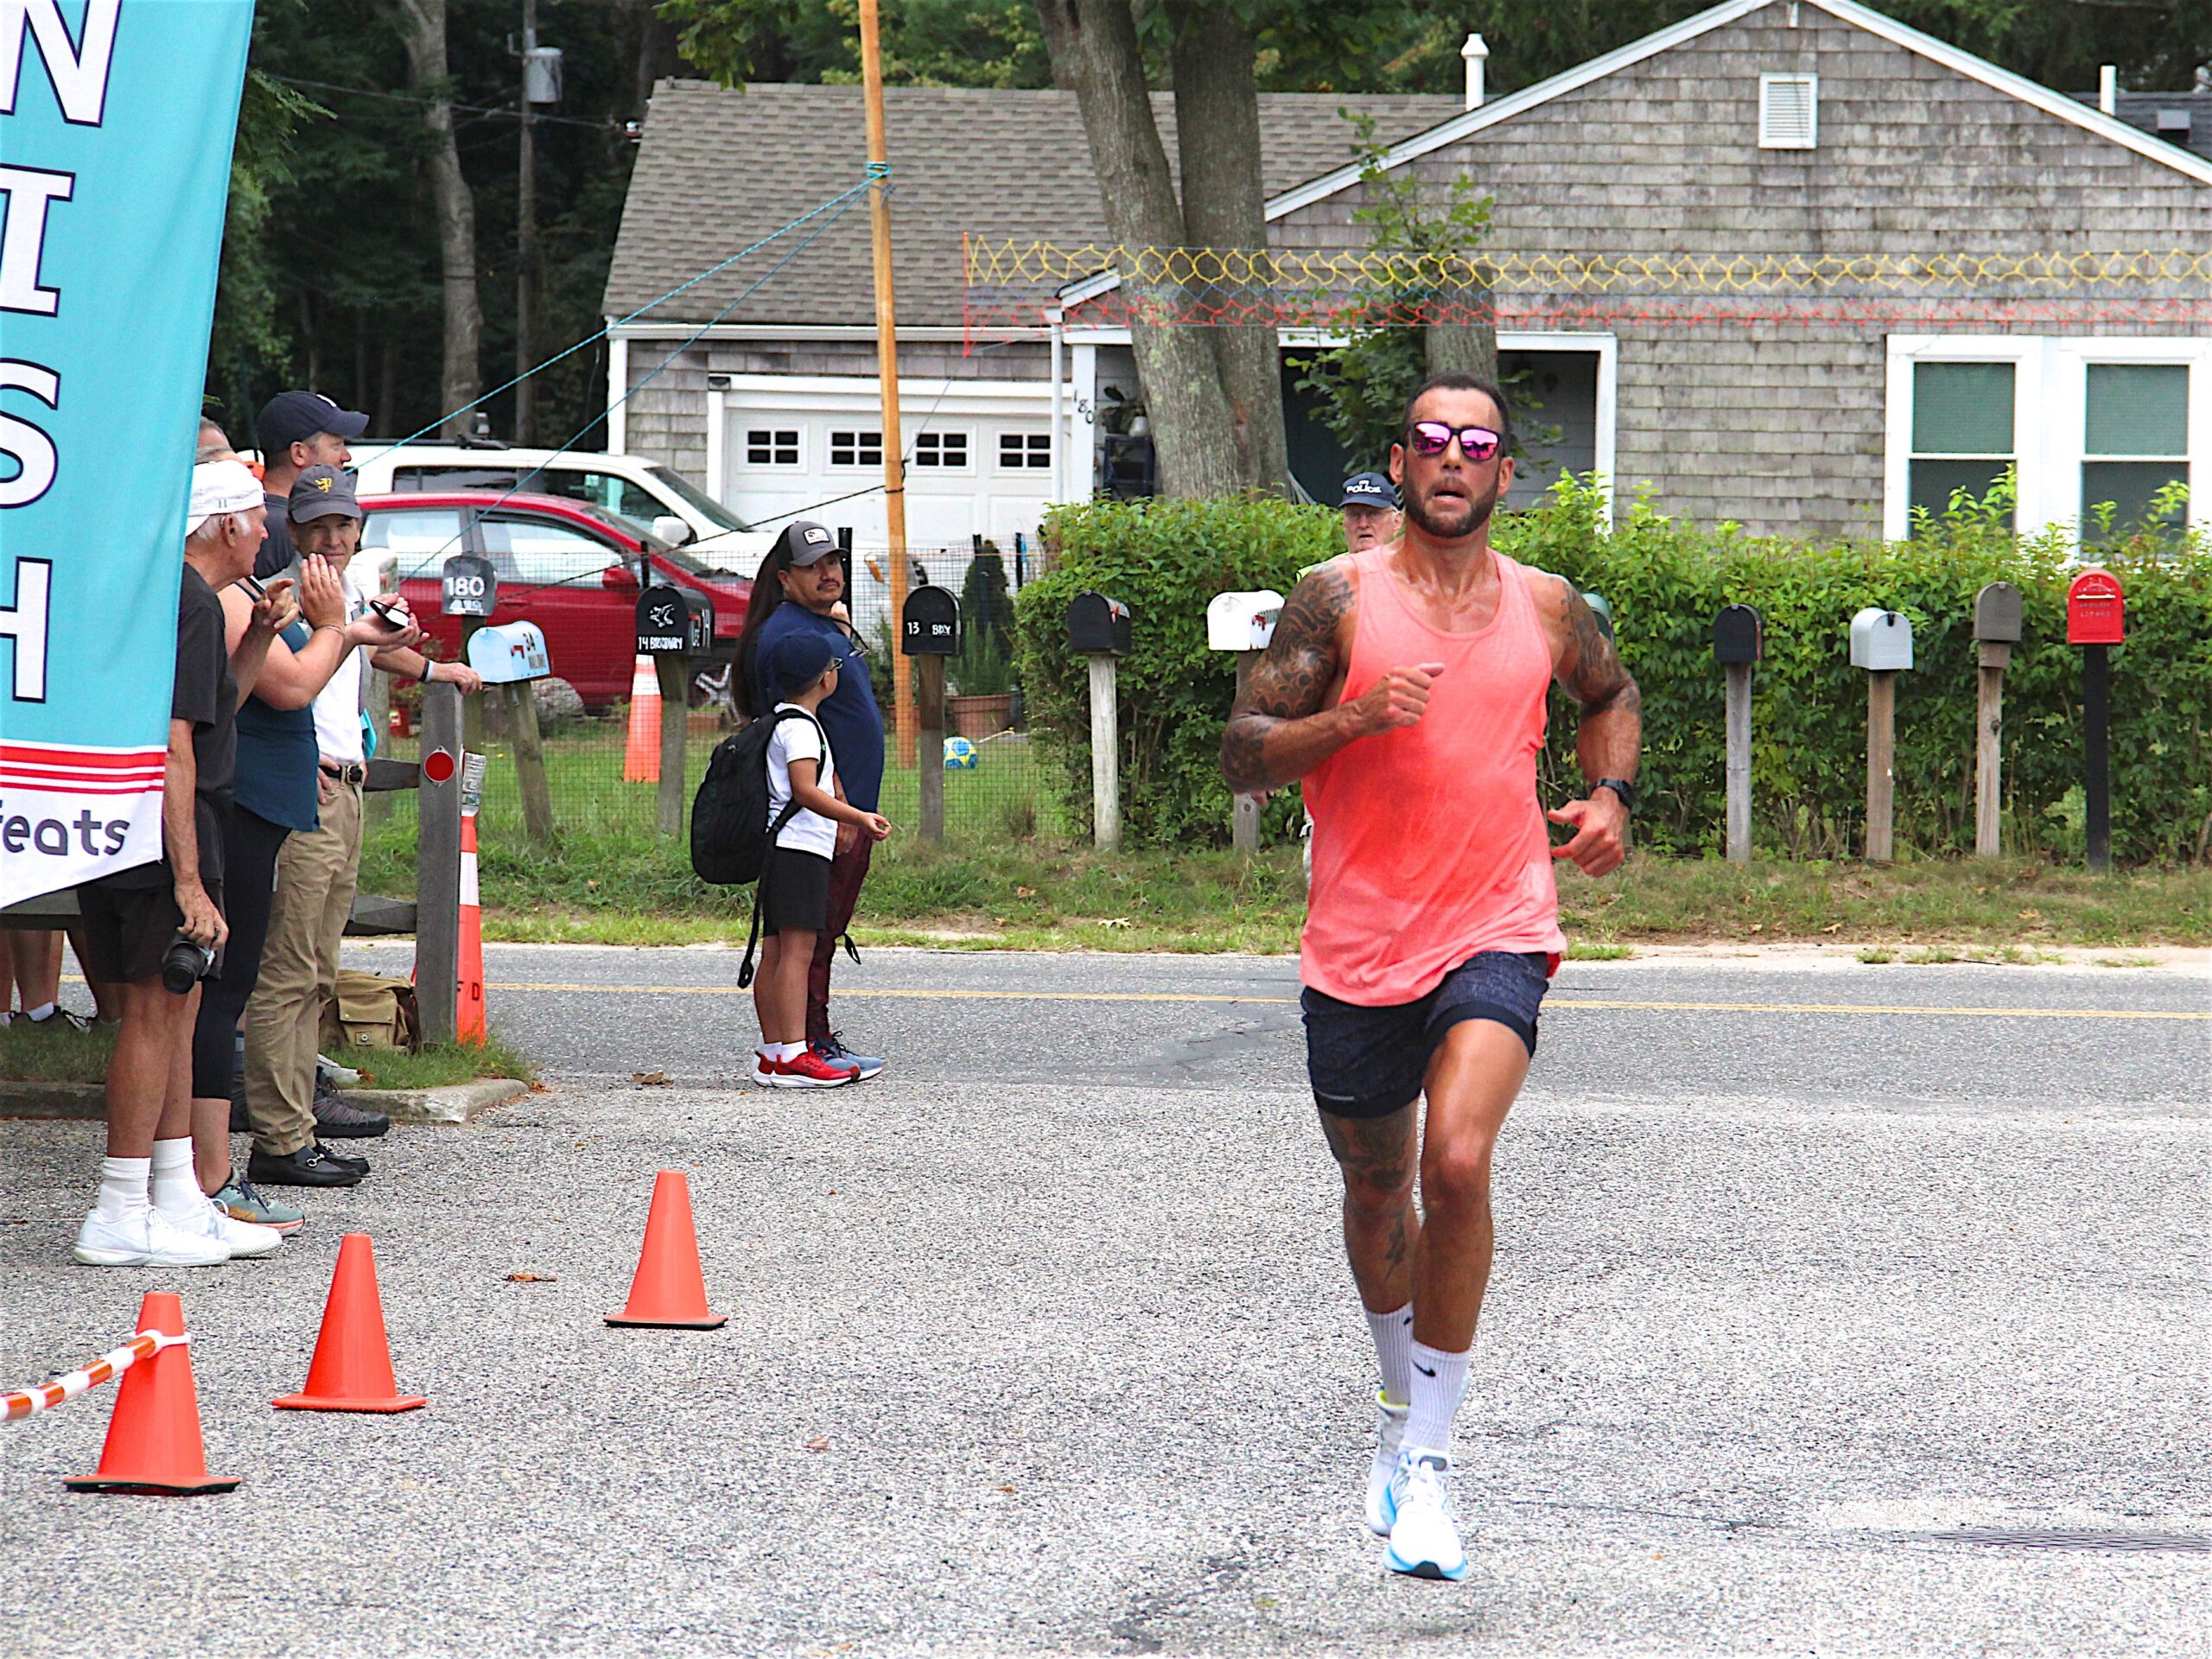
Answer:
[{"xmin": 1759, "ymin": 73, "xmax": 1819, "ymax": 149}]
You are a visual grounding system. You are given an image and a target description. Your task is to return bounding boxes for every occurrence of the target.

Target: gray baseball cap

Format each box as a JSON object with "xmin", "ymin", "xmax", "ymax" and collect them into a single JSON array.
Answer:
[
  {"xmin": 779, "ymin": 520, "xmax": 840, "ymax": 568},
  {"xmin": 288, "ymin": 464, "xmax": 361, "ymax": 523}
]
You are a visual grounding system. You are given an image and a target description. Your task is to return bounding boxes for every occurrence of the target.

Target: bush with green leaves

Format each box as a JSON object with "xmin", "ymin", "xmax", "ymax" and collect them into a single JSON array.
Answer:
[{"xmin": 1017, "ymin": 486, "xmax": 2211, "ymax": 865}]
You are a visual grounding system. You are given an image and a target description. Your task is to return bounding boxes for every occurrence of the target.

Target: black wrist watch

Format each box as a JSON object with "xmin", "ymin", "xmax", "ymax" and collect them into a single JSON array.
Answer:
[{"xmin": 1594, "ymin": 778, "xmax": 1638, "ymax": 816}]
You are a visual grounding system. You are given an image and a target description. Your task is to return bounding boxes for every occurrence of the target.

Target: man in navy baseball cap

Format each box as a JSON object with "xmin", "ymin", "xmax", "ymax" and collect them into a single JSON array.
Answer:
[
  {"xmin": 1338, "ymin": 470, "xmax": 1400, "ymax": 555},
  {"xmin": 253, "ymin": 391, "xmax": 371, "ymax": 581}
]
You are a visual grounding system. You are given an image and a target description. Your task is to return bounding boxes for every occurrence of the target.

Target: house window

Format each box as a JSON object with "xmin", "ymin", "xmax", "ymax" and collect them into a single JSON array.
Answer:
[
  {"xmin": 998, "ymin": 431, "xmax": 1052, "ymax": 470},
  {"xmin": 1758, "ymin": 73, "xmax": 1818, "ymax": 149},
  {"xmin": 913, "ymin": 430, "xmax": 969, "ymax": 469},
  {"xmin": 830, "ymin": 429, "xmax": 883, "ymax": 467},
  {"xmin": 2083, "ymin": 363, "xmax": 2188, "ymax": 534},
  {"xmin": 1909, "ymin": 361, "xmax": 2015, "ymax": 531},
  {"xmin": 745, "ymin": 428, "xmax": 800, "ymax": 467}
]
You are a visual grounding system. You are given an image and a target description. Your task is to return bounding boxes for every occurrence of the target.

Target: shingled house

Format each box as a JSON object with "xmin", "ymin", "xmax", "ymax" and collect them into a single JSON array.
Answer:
[{"xmin": 604, "ymin": 0, "xmax": 2212, "ymax": 546}]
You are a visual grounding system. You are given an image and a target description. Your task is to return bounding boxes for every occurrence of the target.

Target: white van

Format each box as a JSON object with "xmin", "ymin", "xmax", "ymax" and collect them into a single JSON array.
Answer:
[{"xmin": 348, "ymin": 444, "xmax": 777, "ymax": 569}]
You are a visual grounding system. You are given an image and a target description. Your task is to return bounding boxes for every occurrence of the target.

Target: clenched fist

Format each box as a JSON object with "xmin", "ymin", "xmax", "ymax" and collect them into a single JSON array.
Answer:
[{"xmin": 1347, "ymin": 662, "xmax": 1446, "ymax": 737}]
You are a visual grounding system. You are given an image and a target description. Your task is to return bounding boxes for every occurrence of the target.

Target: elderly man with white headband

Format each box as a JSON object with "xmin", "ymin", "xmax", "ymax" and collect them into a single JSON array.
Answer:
[{"xmin": 69, "ymin": 461, "xmax": 306, "ymax": 1266}]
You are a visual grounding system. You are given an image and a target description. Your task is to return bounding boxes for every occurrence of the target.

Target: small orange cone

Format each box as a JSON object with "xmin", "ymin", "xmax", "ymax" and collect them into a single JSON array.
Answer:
[
  {"xmin": 274, "ymin": 1234, "xmax": 428, "ymax": 1413},
  {"xmin": 66, "ymin": 1292, "xmax": 238, "ymax": 1495},
  {"xmin": 605, "ymin": 1171, "xmax": 726, "ymax": 1329},
  {"xmin": 621, "ymin": 654, "xmax": 660, "ymax": 783},
  {"xmin": 457, "ymin": 809, "xmax": 486, "ymax": 1045}
]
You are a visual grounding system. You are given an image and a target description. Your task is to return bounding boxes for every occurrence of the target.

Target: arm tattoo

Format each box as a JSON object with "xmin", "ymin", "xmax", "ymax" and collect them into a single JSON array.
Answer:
[
  {"xmin": 1219, "ymin": 563, "xmax": 1353, "ymax": 791},
  {"xmin": 1554, "ymin": 580, "xmax": 1640, "ymax": 718}
]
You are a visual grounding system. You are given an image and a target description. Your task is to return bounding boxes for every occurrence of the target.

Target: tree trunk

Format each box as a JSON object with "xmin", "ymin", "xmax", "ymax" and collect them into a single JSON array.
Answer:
[
  {"xmin": 1169, "ymin": 3, "xmax": 1287, "ymax": 498},
  {"xmin": 1427, "ymin": 307, "xmax": 1498, "ymax": 385},
  {"xmin": 388, "ymin": 0, "xmax": 482, "ymax": 437},
  {"xmin": 1034, "ymin": 0, "xmax": 1239, "ymax": 500},
  {"xmin": 622, "ymin": 0, "xmax": 683, "ymax": 119}
]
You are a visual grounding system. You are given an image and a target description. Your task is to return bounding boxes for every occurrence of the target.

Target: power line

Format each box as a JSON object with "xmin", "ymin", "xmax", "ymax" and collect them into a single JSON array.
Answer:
[{"xmin": 269, "ymin": 73, "xmax": 628, "ymax": 132}]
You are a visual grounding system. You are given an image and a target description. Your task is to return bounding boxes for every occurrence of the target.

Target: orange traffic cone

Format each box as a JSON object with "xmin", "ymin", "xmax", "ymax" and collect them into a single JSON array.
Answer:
[
  {"xmin": 621, "ymin": 654, "xmax": 659, "ymax": 784},
  {"xmin": 66, "ymin": 1292, "xmax": 238, "ymax": 1494},
  {"xmin": 457, "ymin": 809, "xmax": 486, "ymax": 1045},
  {"xmin": 605, "ymin": 1171, "xmax": 726, "ymax": 1329},
  {"xmin": 274, "ymin": 1234, "xmax": 428, "ymax": 1413}
]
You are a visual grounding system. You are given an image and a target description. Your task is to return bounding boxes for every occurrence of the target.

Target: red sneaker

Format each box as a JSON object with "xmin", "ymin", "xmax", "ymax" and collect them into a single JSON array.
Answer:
[{"xmin": 771, "ymin": 1048, "xmax": 859, "ymax": 1089}]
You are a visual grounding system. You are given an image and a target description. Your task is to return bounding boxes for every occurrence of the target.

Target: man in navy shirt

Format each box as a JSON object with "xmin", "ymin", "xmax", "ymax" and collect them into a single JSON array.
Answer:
[{"xmin": 745, "ymin": 521, "xmax": 887, "ymax": 1079}]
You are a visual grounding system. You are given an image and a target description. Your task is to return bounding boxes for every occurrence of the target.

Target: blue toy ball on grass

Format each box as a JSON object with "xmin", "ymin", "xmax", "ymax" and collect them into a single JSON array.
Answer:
[{"xmin": 944, "ymin": 736, "xmax": 980, "ymax": 770}]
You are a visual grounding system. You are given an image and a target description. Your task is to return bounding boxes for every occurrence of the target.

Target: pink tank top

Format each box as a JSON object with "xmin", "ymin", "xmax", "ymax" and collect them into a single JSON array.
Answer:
[{"xmin": 1301, "ymin": 547, "xmax": 1566, "ymax": 1005}]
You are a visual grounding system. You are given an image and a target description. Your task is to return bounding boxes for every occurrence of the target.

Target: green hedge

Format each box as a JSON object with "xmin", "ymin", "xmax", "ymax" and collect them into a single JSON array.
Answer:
[{"xmin": 1016, "ymin": 486, "xmax": 2212, "ymax": 866}]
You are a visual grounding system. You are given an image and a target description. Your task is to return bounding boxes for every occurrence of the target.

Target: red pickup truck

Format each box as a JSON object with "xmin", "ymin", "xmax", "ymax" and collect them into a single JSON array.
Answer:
[{"xmin": 363, "ymin": 490, "xmax": 755, "ymax": 709}]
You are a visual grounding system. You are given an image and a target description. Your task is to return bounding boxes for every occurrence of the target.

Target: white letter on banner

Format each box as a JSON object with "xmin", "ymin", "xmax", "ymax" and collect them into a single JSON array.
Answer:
[
  {"xmin": 0, "ymin": 359, "xmax": 58, "ymax": 506},
  {"xmin": 0, "ymin": 0, "xmax": 120, "ymax": 124},
  {"xmin": 0, "ymin": 166, "xmax": 72, "ymax": 315},
  {"xmin": 0, "ymin": 556, "xmax": 50, "ymax": 699}
]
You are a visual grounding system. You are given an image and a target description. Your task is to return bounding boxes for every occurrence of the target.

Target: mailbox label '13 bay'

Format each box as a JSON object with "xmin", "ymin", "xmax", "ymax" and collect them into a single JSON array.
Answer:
[{"xmin": 0, "ymin": 0, "xmax": 254, "ymax": 906}]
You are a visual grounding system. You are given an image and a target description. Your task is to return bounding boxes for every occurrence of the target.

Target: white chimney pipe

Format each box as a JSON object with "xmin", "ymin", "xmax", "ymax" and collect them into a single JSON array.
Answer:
[
  {"xmin": 2099, "ymin": 65, "xmax": 2117, "ymax": 115},
  {"xmin": 1461, "ymin": 34, "xmax": 1489, "ymax": 111}
]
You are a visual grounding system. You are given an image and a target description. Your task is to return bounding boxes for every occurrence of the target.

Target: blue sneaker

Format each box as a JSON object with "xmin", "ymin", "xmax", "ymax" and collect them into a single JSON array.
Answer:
[
  {"xmin": 211, "ymin": 1175, "xmax": 306, "ymax": 1236},
  {"xmin": 813, "ymin": 1033, "xmax": 882, "ymax": 1081}
]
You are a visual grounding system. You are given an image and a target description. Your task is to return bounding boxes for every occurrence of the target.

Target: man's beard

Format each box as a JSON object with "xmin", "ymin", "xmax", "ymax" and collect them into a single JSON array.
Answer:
[{"xmin": 1404, "ymin": 477, "xmax": 1497, "ymax": 540}]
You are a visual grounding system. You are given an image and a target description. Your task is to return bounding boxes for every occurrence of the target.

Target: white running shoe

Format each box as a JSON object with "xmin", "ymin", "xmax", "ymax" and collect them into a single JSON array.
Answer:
[
  {"xmin": 161, "ymin": 1192, "xmax": 283, "ymax": 1260},
  {"xmin": 1366, "ymin": 1395, "xmax": 1410, "ymax": 1536},
  {"xmin": 1384, "ymin": 1450, "xmax": 1468, "ymax": 1580},
  {"xmin": 73, "ymin": 1206, "xmax": 232, "ymax": 1268}
]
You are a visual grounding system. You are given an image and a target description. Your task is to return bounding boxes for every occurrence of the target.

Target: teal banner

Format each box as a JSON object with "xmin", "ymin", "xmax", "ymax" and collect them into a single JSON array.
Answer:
[{"xmin": 0, "ymin": 0, "xmax": 253, "ymax": 906}]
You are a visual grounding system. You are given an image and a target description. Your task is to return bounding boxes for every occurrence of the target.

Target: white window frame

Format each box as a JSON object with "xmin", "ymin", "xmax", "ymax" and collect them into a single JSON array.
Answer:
[
  {"xmin": 1758, "ymin": 73, "xmax": 1819, "ymax": 149},
  {"xmin": 741, "ymin": 424, "xmax": 804, "ymax": 470},
  {"xmin": 828, "ymin": 428, "xmax": 885, "ymax": 469},
  {"xmin": 1884, "ymin": 335, "xmax": 2212, "ymax": 541},
  {"xmin": 998, "ymin": 430, "xmax": 1053, "ymax": 472},
  {"xmin": 912, "ymin": 429, "xmax": 973, "ymax": 472}
]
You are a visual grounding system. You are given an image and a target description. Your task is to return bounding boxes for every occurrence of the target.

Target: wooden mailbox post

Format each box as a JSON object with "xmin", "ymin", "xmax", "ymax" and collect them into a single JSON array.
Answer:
[
  {"xmin": 1713, "ymin": 604, "xmax": 1764, "ymax": 868},
  {"xmin": 441, "ymin": 551, "xmax": 497, "ymax": 757},
  {"xmin": 1849, "ymin": 607, "xmax": 1913, "ymax": 862},
  {"xmin": 1207, "ymin": 590, "xmax": 1283, "ymax": 859},
  {"xmin": 464, "ymin": 619, "xmax": 556, "ymax": 849},
  {"xmin": 1972, "ymin": 582, "xmax": 2023, "ymax": 858},
  {"xmin": 1066, "ymin": 592, "xmax": 1133, "ymax": 852},
  {"xmin": 902, "ymin": 584, "xmax": 960, "ymax": 842}
]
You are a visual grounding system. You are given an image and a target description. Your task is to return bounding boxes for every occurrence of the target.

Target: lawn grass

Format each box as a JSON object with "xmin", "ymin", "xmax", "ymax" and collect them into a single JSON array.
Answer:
[
  {"xmin": 0, "ymin": 1020, "xmax": 530, "ymax": 1090},
  {"xmin": 0, "ymin": 1018, "xmax": 112, "ymax": 1083}
]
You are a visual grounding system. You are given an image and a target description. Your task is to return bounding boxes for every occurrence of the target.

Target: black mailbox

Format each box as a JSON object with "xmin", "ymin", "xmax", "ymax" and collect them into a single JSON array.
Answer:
[
  {"xmin": 902, "ymin": 584, "xmax": 961, "ymax": 656},
  {"xmin": 441, "ymin": 552, "xmax": 498, "ymax": 618},
  {"xmin": 1974, "ymin": 582, "xmax": 2023, "ymax": 645},
  {"xmin": 1713, "ymin": 603, "xmax": 1764, "ymax": 664},
  {"xmin": 1066, "ymin": 591, "xmax": 1133, "ymax": 657},
  {"xmin": 635, "ymin": 585, "xmax": 713, "ymax": 654}
]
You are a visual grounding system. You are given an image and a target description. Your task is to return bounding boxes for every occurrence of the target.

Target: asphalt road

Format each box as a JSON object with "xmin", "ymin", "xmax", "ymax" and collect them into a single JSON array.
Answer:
[{"xmin": 2, "ymin": 944, "xmax": 2207, "ymax": 1657}]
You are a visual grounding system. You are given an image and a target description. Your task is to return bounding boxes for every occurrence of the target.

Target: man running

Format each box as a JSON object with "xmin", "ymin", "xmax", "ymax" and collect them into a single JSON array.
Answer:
[{"xmin": 1221, "ymin": 371, "xmax": 1640, "ymax": 1580}]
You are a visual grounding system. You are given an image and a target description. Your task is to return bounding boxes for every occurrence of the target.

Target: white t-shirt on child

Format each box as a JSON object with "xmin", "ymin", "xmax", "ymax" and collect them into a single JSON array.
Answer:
[{"xmin": 765, "ymin": 703, "xmax": 838, "ymax": 859}]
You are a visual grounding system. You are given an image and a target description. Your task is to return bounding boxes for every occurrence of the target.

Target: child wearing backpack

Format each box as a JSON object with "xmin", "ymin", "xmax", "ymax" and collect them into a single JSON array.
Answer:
[{"xmin": 753, "ymin": 633, "xmax": 893, "ymax": 1087}]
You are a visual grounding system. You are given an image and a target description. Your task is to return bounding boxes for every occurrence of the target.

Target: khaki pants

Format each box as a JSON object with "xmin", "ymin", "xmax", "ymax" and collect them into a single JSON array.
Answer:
[{"xmin": 243, "ymin": 780, "xmax": 362, "ymax": 1156}]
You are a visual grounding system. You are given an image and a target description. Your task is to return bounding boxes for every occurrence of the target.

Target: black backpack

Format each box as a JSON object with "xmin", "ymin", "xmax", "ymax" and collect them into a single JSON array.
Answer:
[{"xmin": 690, "ymin": 707, "xmax": 823, "ymax": 886}]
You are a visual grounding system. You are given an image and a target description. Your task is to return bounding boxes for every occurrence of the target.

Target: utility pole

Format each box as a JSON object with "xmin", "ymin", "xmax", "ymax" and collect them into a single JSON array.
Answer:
[
  {"xmin": 514, "ymin": 0, "xmax": 542, "ymax": 446},
  {"xmin": 858, "ymin": 0, "xmax": 915, "ymax": 766}
]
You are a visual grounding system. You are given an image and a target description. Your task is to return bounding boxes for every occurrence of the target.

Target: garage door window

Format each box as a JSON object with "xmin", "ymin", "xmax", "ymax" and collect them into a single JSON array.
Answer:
[
  {"xmin": 745, "ymin": 429, "xmax": 801, "ymax": 467},
  {"xmin": 914, "ymin": 430, "xmax": 969, "ymax": 469},
  {"xmin": 830, "ymin": 429, "xmax": 884, "ymax": 467},
  {"xmin": 998, "ymin": 432, "xmax": 1051, "ymax": 471}
]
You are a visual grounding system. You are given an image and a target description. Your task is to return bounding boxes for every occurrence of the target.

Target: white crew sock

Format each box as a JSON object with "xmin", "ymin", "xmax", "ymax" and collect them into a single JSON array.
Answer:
[
  {"xmin": 1364, "ymin": 1301, "xmax": 1415, "ymax": 1408},
  {"xmin": 766, "ymin": 1040, "xmax": 806, "ymax": 1062},
  {"xmin": 96, "ymin": 1155, "xmax": 151, "ymax": 1222},
  {"xmin": 24, "ymin": 1001, "xmax": 55, "ymax": 1022},
  {"xmin": 1403, "ymin": 1339, "xmax": 1472, "ymax": 1459},
  {"xmin": 149, "ymin": 1137, "xmax": 201, "ymax": 1220}
]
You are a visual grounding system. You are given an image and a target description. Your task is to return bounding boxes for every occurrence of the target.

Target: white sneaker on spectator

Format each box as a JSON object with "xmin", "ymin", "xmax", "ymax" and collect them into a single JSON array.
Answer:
[
  {"xmin": 162, "ymin": 1192, "xmax": 283, "ymax": 1260},
  {"xmin": 73, "ymin": 1207, "xmax": 231, "ymax": 1268}
]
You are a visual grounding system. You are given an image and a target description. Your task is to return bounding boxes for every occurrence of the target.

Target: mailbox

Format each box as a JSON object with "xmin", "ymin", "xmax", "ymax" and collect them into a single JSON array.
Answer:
[
  {"xmin": 1206, "ymin": 590, "xmax": 1283, "ymax": 652},
  {"xmin": 1713, "ymin": 603, "xmax": 1764, "ymax": 664},
  {"xmin": 441, "ymin": 552, "xmax": 498, "ymax": 618},
  {"xmin": 1066, "ymin": 592, "xmax": 1133, "ymax": 657},
  {"xmin": 635, "ymin": 585, "xmax": 713, "ymax": 655},
  {"xmin": 2066, "ymin": 569, "xmax": 2125, "ymax": 645},
  {"xmin": 1974, "ymin": 582, "xmax": 2024, "ymax": 645},
  {"xmin": 465, "ymin": 620, "xmax": 551, "ymax": 683},
  {"xmin": 1848, "ymin": 607, "xmax": 1913, "ymax": 671},
  {"xmin": 1582, "ymin": 590, "xmax": 1615, "ymax": 642},
  {"xmin": 901, "ymin": 585, "xmax": 961, "ymax": 656}
]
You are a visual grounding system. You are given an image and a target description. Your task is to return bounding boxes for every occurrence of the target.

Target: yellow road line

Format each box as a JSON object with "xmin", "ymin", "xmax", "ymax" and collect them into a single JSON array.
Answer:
[{"xmin": 485, "ymin": 982, "xmax": 2210, "ymax": 1021}]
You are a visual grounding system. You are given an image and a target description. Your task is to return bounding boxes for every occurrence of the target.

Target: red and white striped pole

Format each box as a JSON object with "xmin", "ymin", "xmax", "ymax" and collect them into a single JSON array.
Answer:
[
  {"xmin": 457, "ymin": 803, "xmax": 486, "ymax": 1044},
  {"xmin": 3, "ymin": 1328, "xmax": 190, "ymax": 1422}
]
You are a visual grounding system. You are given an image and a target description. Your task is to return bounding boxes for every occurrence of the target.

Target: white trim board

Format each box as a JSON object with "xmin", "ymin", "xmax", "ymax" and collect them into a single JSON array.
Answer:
[{"xmin": 1058, "ymin": 0, "xmax": 2212, "ymax": 308}]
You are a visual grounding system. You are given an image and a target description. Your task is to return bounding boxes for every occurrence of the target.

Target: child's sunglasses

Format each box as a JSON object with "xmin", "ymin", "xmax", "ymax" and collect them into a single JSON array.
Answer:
[{"xmin": 1404, "ymin": 421, "xmax": 1502, "ymax": 461}]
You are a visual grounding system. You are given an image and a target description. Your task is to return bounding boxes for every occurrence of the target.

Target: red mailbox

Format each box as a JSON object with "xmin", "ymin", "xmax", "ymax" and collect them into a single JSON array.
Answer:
[{"xmin": 2066, "ymin": 569, "xmax": 2126, "ymax": 646}]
